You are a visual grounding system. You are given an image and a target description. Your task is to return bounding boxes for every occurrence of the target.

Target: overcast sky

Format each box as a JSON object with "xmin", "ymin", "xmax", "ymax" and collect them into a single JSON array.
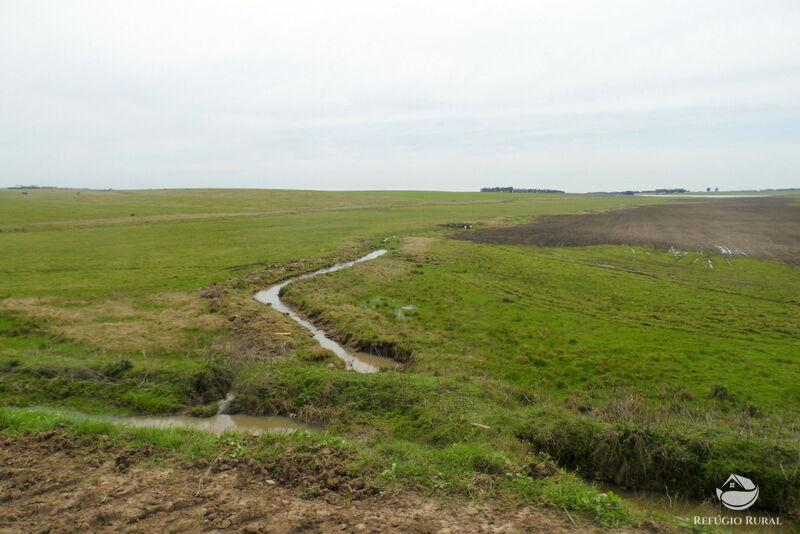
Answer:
[{"xmin": 1, "ymin": 1, "xmax": 798, "ymax": 192}]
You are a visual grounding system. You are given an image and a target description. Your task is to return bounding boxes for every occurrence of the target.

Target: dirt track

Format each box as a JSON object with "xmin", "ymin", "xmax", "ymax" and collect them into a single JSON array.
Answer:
[
  {"xmin": 455, "ymin": 197, "xmax": 800, "ymax": 263},
  {"xmin": 0, "ymin": 433, "xmax": 659, "ymax": 534}
]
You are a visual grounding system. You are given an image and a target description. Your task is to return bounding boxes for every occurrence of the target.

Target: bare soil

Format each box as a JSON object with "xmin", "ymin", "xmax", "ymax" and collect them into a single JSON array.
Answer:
[
  {"xmin": 0, "ymin": 432, "xmax": 664, "ymax": 533},
  {"xmin": 454, "ymin": 197, "xmax": 800, "ymax": 263}
]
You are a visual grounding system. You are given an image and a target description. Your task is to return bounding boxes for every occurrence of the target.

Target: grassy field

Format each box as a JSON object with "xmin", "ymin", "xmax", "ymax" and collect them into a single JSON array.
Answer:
[
  {"xmin": 283, "ymin": 237, "xmax": 799, "ymax": 510},
  {"xmin": 287, "ymin": 238, "xmax": 799, "ymax": 414},
  {"xmin": 1, "ymin": 188, "xmax": 797, "ymax": 529},
  {"xmin": 0, "ymin": 189, "xmax": 661, "ymax": 413}
]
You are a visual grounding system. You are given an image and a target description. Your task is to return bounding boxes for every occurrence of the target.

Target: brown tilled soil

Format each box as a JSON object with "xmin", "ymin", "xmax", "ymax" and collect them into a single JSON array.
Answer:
[
  {"xmin": 0, "ymin": 432, "xmax": 665, "ymax": 534},
  {"xmin": 454, "ymin": 197, "xmax": 800, "ymax": 263}
]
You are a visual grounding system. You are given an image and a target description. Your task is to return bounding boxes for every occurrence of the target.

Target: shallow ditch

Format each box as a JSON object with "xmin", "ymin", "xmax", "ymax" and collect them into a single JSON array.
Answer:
[
  {"xmin": 44, "ymin": 251, "xmax": 407, "ymax": 436},
  {"xmin": 254, "ymin": 249, "xmax": 403, "ymax": 372},
  {"xmin": 598, "ymin": 482, "xmax": 797, "ymax": 533},
  {"xmin": 108, "ymin": 413, "xmax": 314, "ymax": 434}
]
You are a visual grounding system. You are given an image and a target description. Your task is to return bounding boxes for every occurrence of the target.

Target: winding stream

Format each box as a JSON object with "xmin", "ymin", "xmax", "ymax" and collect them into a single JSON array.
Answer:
[
  {"xmin": 107, "ymin": 250, "xmax": 398, "ymax": 435},
  {"xmin": 254, "ymin": 249, "xmax": 401, "ymax": 373},
  {"xmin": 109, "ymin": 414, "xmax": 312, "ymax": 435}
]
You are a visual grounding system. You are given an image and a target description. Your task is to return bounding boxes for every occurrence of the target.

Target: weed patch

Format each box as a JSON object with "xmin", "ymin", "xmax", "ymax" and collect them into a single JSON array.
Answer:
[{"xmin": 517, "ymin": 419, "xmax": 800, "ymax": 515}]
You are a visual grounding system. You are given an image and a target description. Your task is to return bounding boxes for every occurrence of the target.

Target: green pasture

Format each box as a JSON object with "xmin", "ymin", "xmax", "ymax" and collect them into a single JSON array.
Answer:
[{"xmin": 1, "ymin": 188, "xmax": 798, "ymax": 527}]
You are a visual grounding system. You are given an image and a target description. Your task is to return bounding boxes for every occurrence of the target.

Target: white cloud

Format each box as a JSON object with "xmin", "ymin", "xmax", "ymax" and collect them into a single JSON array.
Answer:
[{"xmin": 1, "ymin": 0, "xmax": 798, "ymax": 191}]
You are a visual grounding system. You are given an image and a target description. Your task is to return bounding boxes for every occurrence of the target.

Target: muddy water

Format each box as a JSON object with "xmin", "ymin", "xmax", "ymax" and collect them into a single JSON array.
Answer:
[
  {"xmin": 110, "ymin": 414, "xmax": 312, "ymax": 435},
  {"xmin": 254, "ymin": 249, "xmax": 402, "ymax": 373},
  {"xmin": 108, "ymin": 391, "xmax": 314, "ymax": 434}
]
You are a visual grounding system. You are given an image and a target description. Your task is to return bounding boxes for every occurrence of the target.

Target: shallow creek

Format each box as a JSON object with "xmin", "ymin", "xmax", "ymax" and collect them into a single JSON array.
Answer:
[
  {"xmin": 108, "ymin": 413, "xmax": 312, "ymax": 435},
  {"xmin": 91, "ymin": 251, "xmax": 399, "ymax": 436},
  {"xmin": 254, "ymin": 249, "xmax": 401, "ymax": 373}
]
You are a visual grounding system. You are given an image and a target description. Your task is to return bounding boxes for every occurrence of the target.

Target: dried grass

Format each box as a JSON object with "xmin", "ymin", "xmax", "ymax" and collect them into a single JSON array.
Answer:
[
  {"xmin": 0, "ymin": 293, "xmax": 225, "ymax": 352},
  {"xmin": 400, "ymin": 237, "xmax": 436, "ymax": 257},
  {"xmin": 596, "ymin": 390, "xmax": 655, "ymax": 425}
]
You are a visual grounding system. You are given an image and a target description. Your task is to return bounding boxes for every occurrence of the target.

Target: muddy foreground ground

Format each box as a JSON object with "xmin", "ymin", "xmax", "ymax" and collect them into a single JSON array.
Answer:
[
  {"xmin": 0, "ymin": 432, "xmax": 664, "ymax": 534},
  {"xmin": 455, "ymin": 197, "xmax": 800, "ymax": 263}
]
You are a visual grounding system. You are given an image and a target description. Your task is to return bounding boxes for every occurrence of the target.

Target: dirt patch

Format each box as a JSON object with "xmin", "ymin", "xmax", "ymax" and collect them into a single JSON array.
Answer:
[
  {"xmin": 0, "ymin": 433, "xmax": 656, "ymax": 533},
  {"xmin": 454, "ymin": 197, "xmax": 800, "ymax": 263}
]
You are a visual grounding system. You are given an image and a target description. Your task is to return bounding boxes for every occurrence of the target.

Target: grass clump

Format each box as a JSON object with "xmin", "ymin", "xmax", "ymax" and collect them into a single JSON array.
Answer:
[{"xmin": 517, "ymin": 418, "xmax": 800, "ymax": 515}]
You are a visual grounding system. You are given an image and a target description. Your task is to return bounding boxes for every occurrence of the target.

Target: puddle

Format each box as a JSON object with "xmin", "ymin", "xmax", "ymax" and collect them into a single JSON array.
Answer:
[
  {"xmin": 255, "ymin": 250, "xmax": 402, "ymax": 373},
  {"xmin": 109, "ymin": 414, "xmax": 312, "ymax": 435},
  {"xmin": 349, "ymin": 350, "xmax": 402, "ymax": 370},
  {"xmin": 35, "ymin": 401, "xmax": 314, "ymax": 436}
]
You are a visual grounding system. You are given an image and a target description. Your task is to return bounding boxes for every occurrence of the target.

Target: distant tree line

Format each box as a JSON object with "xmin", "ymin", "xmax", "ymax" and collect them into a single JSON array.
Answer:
[{"xmin": 480, "ymin": 187, "xmax": 564, "ymax": 193}]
